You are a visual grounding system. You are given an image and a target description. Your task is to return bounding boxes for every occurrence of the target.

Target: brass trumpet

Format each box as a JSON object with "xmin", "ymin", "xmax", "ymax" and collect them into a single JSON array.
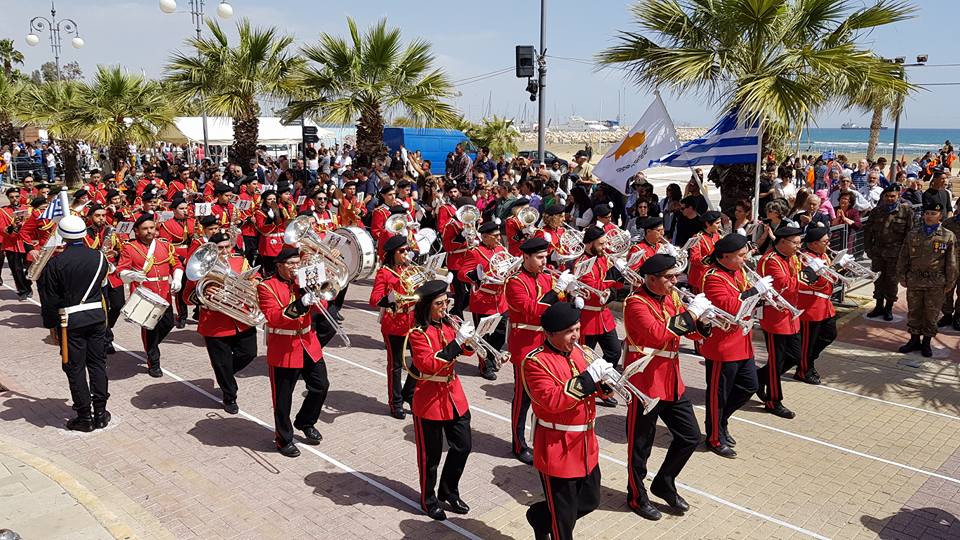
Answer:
[
  {"xmin": 445, "ymin": 314, "xmax": 510, "ymax": 370},
  {"xmin": 797, "ymin": 251, "xmax": 856, "ymax": 288},
  {"xmin": 744, "ymin": 266, "xmax": 804, "ymax": 320},
  {"xmin": 580, "ymin": 345, "xmax": 659, "ymax": 415}
]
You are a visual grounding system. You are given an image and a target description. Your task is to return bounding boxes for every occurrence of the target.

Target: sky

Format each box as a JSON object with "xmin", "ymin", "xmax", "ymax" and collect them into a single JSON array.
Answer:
[{"xmin": 4, "ymin": 0, "xmax": 959, "ymax": 129}]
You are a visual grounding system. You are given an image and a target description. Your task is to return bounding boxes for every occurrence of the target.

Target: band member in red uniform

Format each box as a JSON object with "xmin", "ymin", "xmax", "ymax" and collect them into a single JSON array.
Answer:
[
  {"xmin": 700, "ymin": 234, "xmax": 768, "ymax": 458},
  {"xmin": 338, "ymin": 181, "xmax": 365, "ymax": 228},
  {"xmin": 756, "ymin": 225, "xmax": 803, "ymax": 419},
  {"xmin": 505, "ymin": 198, "xmax": 533, "ymax": 257},
  {"xmin": 593, "ymin": 203, "xmax": 618, "ymax": 234},
  {"xmin": 18, "ymin": 174, "xmax": 38, "ymax": 202},
  {"xmin": 369, "ymin": 236, "xmax": 418, "ymax": 419},
  {"xmin": 84, "ymin": 170, "xmax": 108, "ymax": 204},
  {"xmin": 460, "ymin": 219, "xmax": 509, "ymax": 380},
  {"xmin": 166, "ymin": 168, "xmax": 198, "ymax": 201},
  {"xmin": 159, "ymin": 197, "xmax": 196, "ymax": 328},
  {"xmin": 257, "ymin": 247, "xmax": 328, "ymax": 458},
  {"xmin": 627, "ymin": 216, "xmax": 664, "ymax": 271},
  {"xmin": 135, "ymin": 166, "xmax": 166, "ymax": 197},
  {"xmin": 83, "ymin": 205, "xmax": 110, "ymax": 250},
  {"xmin": 20, "ymin": 197, "xmax": 56, "ymax": 259},
  {"xmin": 375, "ymin": 205, "xmax": 412, "ymax": 259},
  {"xmin": 687, "ymin": 210, "xmax": 723, "ymax": 293},
  {"xmin": 116, "ymin": 214, "xmax": 183, "ymax": 377},
  {"xmin": 254, "ymin": 190, "xmax": 285, "ymax": 276},
  {"xmin": 313, "ymin": 192, "xmax": 338, "ymax": 236},
  {"xmin": 435, "ymin": 184, "xmax": 460, "ymax": 234},
  {"xmin": 576, "ymin": 226, "xmax": 624, "ymax": 406},
  {"xmin": 504, "ymin": 237, "xmax": 566, "ymax": 464},
  {"xmin": 523, "ymin": 302, "xmax": 614, "ymax": 540},
  {"xmin": 104, "ymin": 190, "xmax": 132, "ymax": 226},
  {"xmin": 132, "ymin": 191, "xmax": 160, "ymax": 221},
  {"xmin": 795, "ymin": 227, "xmax": 839, "ymax": 385},
  {"xmin": 623, "ymin": 254, "xmax": 710, "ymax": 520},
  {"xmin": 237, "ymin": 176, "xmax": 261, "ymax": 265},
  {"xmin": 370, "ymin": 184, "xmax": 398, "ymax": 247},
  {"xmin": 406, "ymin": 280, "xmax": 475, "ymax": 521},
  {"xmin": 535, "ymin": 204, "xmax": 569, "ymax": 266},
  {"xmin": 1, "ymin": 187, "xmax": 31, "ymax": 299},
  {"xmin": 183, "ymin": 232, "xmax": 258, "ymax": 413},
  {"xmin": 211, "ymin": 184, "xmax": 236, "ymax": 228},
  {"xmin": 441, "ymin": 197, "xmax": 475, "ymax": 319}
]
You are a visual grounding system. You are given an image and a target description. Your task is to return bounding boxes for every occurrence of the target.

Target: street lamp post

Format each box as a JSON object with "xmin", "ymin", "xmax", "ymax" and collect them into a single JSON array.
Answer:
[
  {"xmin": 160, "ymin": 0, "xmax": 234, "ymax": 163},
  {"xmin": 25, "ymin": 1, "xmax": 84, "ymax": 80},
  {"xmin": 536, "ymin": 0, "xmax": 547, "ymax": 166},
  {"xmin": 885, "ymin": 54, "xmax": 927, "ymax": 181}
]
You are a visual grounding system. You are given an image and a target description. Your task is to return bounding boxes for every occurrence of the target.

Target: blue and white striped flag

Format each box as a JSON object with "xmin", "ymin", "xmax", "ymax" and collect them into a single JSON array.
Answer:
[
  {"xmin": 650, "ymin": 108, "xmax": 760, "ymax": 168},
  {"xmin": 40, "ymin": 190, "xmax": 68, "ymax": 220}
]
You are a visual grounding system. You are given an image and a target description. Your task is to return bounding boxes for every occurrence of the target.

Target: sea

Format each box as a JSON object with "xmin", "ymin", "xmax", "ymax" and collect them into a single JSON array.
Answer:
[{"xmin": 803, "ymin": 128, "xmax": 959, "ymax": 157}]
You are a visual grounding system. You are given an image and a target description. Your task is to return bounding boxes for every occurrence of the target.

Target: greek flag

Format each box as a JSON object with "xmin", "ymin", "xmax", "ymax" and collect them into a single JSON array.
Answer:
[
  {"xmin": 650, "ymin": 108, "xmax": 760, "ymax": 168},
  {"xmin": 40, "ymin": 190, "xmax": 68, "ymax": 220}
]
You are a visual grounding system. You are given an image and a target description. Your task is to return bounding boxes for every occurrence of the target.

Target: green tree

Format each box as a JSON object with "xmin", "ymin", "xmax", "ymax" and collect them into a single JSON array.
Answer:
[
  {"xmin": 466, "ymin": 116, "xmax": 520, "ymax": 159},
  {"xmin": 284, "ymin": 18, "xmax": 458, "ymax": 166},
  {"xmin": 596, "ymin": 0, "xmax": 914, "ymax": 212},
  {"xmin": 846, "ymin": 67, "xmax": 904, "ymax": 161},
  {"xmin": 16, "ymin": 80, "xmax": 86, "ymax": 186},
  {"xmin": 70, "ymin": 66, "xmax": 175, "ymax": 170},
  {"xmin": 0, "ymin": 39, "xmax": 25, "ymax": 77},
  {"xmin": 0, "ymin": 72, "xmax": 24, "ymax": 145},
  {"xmin": 165, "ymin": 19, "xmax": 302, "ymax": 171}
]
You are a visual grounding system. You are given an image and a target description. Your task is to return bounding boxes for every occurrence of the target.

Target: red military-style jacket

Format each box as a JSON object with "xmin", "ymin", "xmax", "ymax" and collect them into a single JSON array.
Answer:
[
  {"xmin": 757, "ymin": 249, "xmax": 800, "ymax": 334},
  {"xmin": 441, "ymin": 220, "xmax": 471, "ymax": 273},
  {"xmin": 687, "ymin": 231, "xmax": 720, "ymax": 293},
  {"xmin": 166, "ymin": 179, "xmax": 198, "ymax": 201},
  {"xmin": 523, "ymin": 343, "xmax": 601, "ymax": 478},
  {"xmin": 700, "ymin": 263, "xmax": 755, "ymax": 362},
  {"xmin": 238, "ymin": 191, "xmax": 261, "ymax": 237},
  {"xmin": 338, "ymin": 194, "xmax": 365, "ymax": 228},
  {"xmin": 83, "ymin": 182, "xmax": 107, "ymax": 204},
  {"xmin": 106, "ymin": 206, "xmax": 133, "ymax": 227},
  {"xmin": 19, "ymin": 187, "xmax": 38, "ymax": 202},
  {"xmin": 158, "ymin": 218, "xmax": 196, "ymax": 261},
  {"xmin": 257, "ymin": 275, "xmax": 322, "ymax": 368},
  {"xmin": 116, "ymin": 237, "xmax": 181, "ymax": 301},
  {"xmin": 408, "ymin": 322, "xmax": 472, "ymax": 421},
  {"xmin": 83, "ymin": 226, "xmax": 106, "ymax": 250},
  {"xmin": 211, "ymin": 202, "xmax": 235, "ymax": 228},
  {"xmin": 20, "ymin": 208, "xmax": 56, "ymax": 251},
  {"xmin": 184, "ymin": 254, "xmax": 255, "ymax": 337},
  {"xmin": 459, "ymin": 242, "xmax": 508, "ymax": 315},
  {"xmin": 626, "ymin": 239, "xmax": 659, "ymax": 272},
  {"xmin": 505, "ymin": 215, "xmax": 525, "ymax": 257},
  {"xmin": 505, "ymin": 268, "xmax": 558, "ymax": 364},
  {"xmin": 535, "ymin": 225, "xmax": 565, "ymax": 264},
  {"xmin": 0, "ymin": 206, "xmax": 27, "ymax": 253},
  {"xmin": 436, "ymin": 203, "xmax": 456, "ymax": 234},
  {"xmin": 369, "ymin": 265, "xmax": 416, "ymax": 336},
  {"xmin": 575, "ymin": 253, "xmax": 622, "ymax": 335},
  {"xmin": 624, "ymin": 286, "xmax": 706, "ymax": 402},
  {"xmin": 314, "ymin": 208, "xmax": 338, "ymax": 235},
  {"xmin": 136, "ymin": 177, "xmax": 166, "ymax": 197},
  {"xmin": 370, "ymin": 205, "xmax": 391, "ymax": 246},
  {"xmin": 600, "ymin": 221, "xmax": 619, "ymax": 235},
  {"xmin": 797, "ymin": 249, "xmax": 835, "ymax": 322},
  {"xmin": 254, "ymin": 206, "xmax": 288, "ymax": 258}
]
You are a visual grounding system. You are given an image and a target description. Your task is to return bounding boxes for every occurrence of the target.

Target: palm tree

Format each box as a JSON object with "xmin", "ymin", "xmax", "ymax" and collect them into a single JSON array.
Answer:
[
  {"xmin": 165, "ymin": 19, "xmax": 302, "ymax": 171},
  {"xmin": 284, "ymin": 18, "xmax": 458, "ymax": 166},
  {"xmin": 846, "ymin": 71, "xmax": 904, "ymax": 161},
  {"xmin": 466, "ymin": 116, "xmax": 520, "ymax": 159},
  {"xmin": 596, "ymin": 0, "xmax": 915, "ymax": 211},
  {"xmin": 0, "ymin": 39, "xmax": 24, "ymax": 77},
  {"xmin": 70, "ymin": 66, "xmax": 175, "ymax": 170},
  {"xmin": 0, "ymin": 72, "xmax": 24, "ymax": 145},
  {"xmin": 16, "ymin": 81, "xmax": 85, "ymax": 186}
]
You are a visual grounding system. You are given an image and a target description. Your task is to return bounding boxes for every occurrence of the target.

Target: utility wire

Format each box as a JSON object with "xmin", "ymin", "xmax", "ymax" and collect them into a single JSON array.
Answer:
[{"xmin": 452, "ymin": 67, "xmax": 513, "ymax": 84}]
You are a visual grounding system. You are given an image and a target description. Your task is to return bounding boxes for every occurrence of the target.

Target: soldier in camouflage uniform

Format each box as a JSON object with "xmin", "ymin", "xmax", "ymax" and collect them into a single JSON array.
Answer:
[
  {"xmin": 864, "ymin": 185, "xmax": 914, "ymax": 321},
  {"xmin": 896, "ymin": 201, "xmax": 958, "ymax": 357},
  {"xmin": 938, "ymin": 199, "xmax": 960, "ymax": 331}
]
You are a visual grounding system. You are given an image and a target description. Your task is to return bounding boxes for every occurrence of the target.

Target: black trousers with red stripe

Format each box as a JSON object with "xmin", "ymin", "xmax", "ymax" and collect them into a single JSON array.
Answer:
[
  {"xmin": 384, "ymin": 333, "xmax": 416, "ymax": 414},
  {"xmin": 758, "ymin": 332, "xmax": 801, "ymax": 407},
  {"xmin": 527, "ymin": 465, "xmax": 601, "ymax": 540},
  {"xmin": 450, "ymin": 274, "xmax": 469, "ymax": 319},
  {"xmin": 626, "ymin": 393, "xmax": 700, "ymax": 509},
  {"xmin": 799, "ymin": 317, "xmax": 836, "ymax": 376},
  {"xmin": 704, "ymin": 358, "xmax": 758, "ymax": 447},
  {"xmin": 268, "ymin": 354, "xmax": 329, "ymax": 448},
  {"xmin": 511, "ymin": 361, "xmax": 531, "ymax": 454},
  {"xmin": 584, "ymin": 329, "xmax": 622, "ymax": 369},
  {"xmin": 472, "ymin": 312, "xmax": 507, "ymax": 373},
  {"xmin": 203, "ymin": 329, "xmax": 257, "ymax": 405},
  {"xmin": 141, "ymin": 306, "xmax": 175, "ymax": 368},
  {"xmin": 412, "ymin": 409, "xmax": 471, "ymax": 512}
]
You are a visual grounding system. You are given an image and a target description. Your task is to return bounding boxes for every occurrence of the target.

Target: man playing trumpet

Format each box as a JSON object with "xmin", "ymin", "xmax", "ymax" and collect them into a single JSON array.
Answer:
[
  {"xmin": 795, "ymin": 227, "xmax": 840, "ymax": 384},
  {"xmin": 460, "ymin": 219, "xmax": 510, "ymax": 380}
]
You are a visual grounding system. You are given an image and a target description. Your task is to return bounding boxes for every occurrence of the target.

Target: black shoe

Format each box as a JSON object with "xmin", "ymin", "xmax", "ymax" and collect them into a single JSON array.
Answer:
[
  {"xmin": 93, "ymin": 410, "xmax": 111, "ymax": 429},
  {"xmin": 442, "ymin": 496, "xmax": 470, "ymax": 515},
  {"xmin": 598, "ymin": 396, "xmax": 618, "ymax": 408},
  {"xmin": 480, "ymin": 369, "xmax": 497, "ymax": 381},
  {"xmin": 920, "ymin": 337, "xmax": 933, "ymax": 358},
  {"xmin": 631, "ymin": 501, "xmax": 662, "ymax": 521},
  {"xmin": 792, "ymin": 371, "xmax": 807, "ymax": 382},
  {"xmin": 298, "ymin": 425, "xmax": 323, "ymax": 445},
  {"xmin": 866, "ymin": 301, "xmax": 884, "ymax": 318},
  {"xmin": 805, "ymin": 369, "xmax": 822, "ymax": 385},
  {"xmin": 514, "ymin": 448, "xmax": 534, "ymax": 465},
  {"xmin": 937, "ymin": 314, "xmax": 953, "ymax": 327},
  {"xmin": 17, "ymin": 292, "xmax": 27, "ymax": 301},
  {"xmin": 721, "ymin": 427, "xmax": 736, "ymax": 447},
  {"xmin": 651, "ymin": 484, "xmax": 689, "ymax": 512},
  {"xmin": 333, "ymin": 312, "xmax": 344, "ymax": 322},
  {"xmin": 278, "ymin": 442, "xmax": 300, "ymax": 458},
  {"xmin": 706, "ymin": 441, "xmax": 737, "ymax": 458},
  {"xmin": 175, "ymin": 315, "xmax": 186, "ymax": 329},
  {"xmin": 390, "ymin": 409, "xmax": 406, "ymax": 420},
  {"xmin": 526, "ymin": 507, "xmax": 551, "ymax": 540},
  {"xmin": 148, "ymin": 366, "xmax": 163, "ymax": 378},
  {"xmin": 105, "ymin": 344, "xmax": 116, "ymax": 355},
  {"xmin": 765, "ymin": 403, "xmax": 796, "ymax": 419},
  {"xmin": 898, "ymin": 335, "xmax": 921, "ymax": 353},
  {"xmin": 756, "ymin": 386, "xmax": 768, "ymax": 402},
  {"xmin": 223, "ymin": 401, "xmax": 239, "ymax": 415},
  {"xmin": 883, "ymin": 306, "xmax": 894, "ymax": 321},
  {"xmin": 66, "ymin": 414, "xmax": 94, "ymax": 432},
  {"xmin": 424, "ymin": 504, "xmax": 446, "ymax": 521}
]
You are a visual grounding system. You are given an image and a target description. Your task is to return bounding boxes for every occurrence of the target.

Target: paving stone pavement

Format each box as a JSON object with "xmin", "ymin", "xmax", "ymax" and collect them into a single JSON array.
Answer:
[{"xmin": 0, "ymin": 271, "xmax": 957, "ymax": 540}]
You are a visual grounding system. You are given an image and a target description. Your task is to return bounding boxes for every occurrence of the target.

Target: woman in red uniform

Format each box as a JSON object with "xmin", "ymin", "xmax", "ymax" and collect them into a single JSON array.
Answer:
[
  {"xmin": 406, "ymin": 280, "xmax": 475, "ymax": 521},
  {"xmin": 796, "ymin": 227, "xmax": 839, "ymax": 384}
]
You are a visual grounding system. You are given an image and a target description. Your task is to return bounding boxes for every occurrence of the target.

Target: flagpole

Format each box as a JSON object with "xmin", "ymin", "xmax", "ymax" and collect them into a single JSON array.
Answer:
[
  {"xmin": 656, "ymin": 91, "xmax": 716, "ymax": 211},
  {"xmin": 752, "ymin": 123, "xmax": 765, "ymax": 222},
  {"xmin": 57, "ymin": 190, "xmax": 69, "ymax": 222}
]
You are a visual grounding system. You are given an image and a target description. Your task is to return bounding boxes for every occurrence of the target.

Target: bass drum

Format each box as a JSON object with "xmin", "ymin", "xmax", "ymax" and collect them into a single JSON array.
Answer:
[{"xmin": 331, "ymin": 226, "xmax": 376, "ymax": 281}]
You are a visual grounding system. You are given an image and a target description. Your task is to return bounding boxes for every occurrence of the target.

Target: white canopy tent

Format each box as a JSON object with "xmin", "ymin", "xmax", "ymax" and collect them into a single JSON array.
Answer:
[{"xmin": 158, "ymin": 116, "xmax": 337, "ymax": 147}]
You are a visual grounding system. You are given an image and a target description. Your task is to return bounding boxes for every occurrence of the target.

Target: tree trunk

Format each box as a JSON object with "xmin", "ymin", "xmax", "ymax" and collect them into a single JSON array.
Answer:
[
  {"xmin": 356, "ymin": 105, "xmax": 388, "ymax": 167},
  {"xmin": 61, "ymin": 139, "xmax": 81, "ymax": 188},
  {"xmin": 866, "ymin": 104, "xmax": 883, "ymax": 162},
  {"xmin": 109, "ymin": 138, "xmax": 128, "ymax": 172},
  {"xmin": 709, "ymin": 163, "xmax": 758, "ymax": 218},
  {"xmin": 230, "ymin": 115, "xmax": 259, "ymax": 173}
]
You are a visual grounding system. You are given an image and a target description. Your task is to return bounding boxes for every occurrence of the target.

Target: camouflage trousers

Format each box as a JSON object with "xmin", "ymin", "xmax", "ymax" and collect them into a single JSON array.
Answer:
[
  {"xmin": 873, "ymin": 258, "xmax": 900, "ymax": 303},
  {"xmin": 941, "ymin": 281, "xmax": 960, "ymax": 316},
  {"xmin": 906, "ymin": 287, "xmax": 942, "ymax": 338}
]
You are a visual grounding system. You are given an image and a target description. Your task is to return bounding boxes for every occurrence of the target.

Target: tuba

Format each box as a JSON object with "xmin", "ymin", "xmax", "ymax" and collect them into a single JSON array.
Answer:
[
  {"xmin": 385, "ymin": 213, "xmax": 412, "ymax": 236},
  {"xmin": 185, "ymin": 242, "xmax": 265, "ymax": 327},
  {"xmin": 284, "ymin": 215, "xmax": 350, "ymax": 290},
  {"xmin": 456, "ymin": 204, "xmax": 480, "ymax": 243},
  {"xmin": 517, "ymin": 206, "xmax": 540, "ymax": 228}
]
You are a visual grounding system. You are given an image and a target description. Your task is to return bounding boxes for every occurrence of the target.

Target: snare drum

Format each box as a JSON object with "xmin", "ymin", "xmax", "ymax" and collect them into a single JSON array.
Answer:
[
  {"xmin": 332, "ymin": 226, "xmax": 376, "ymax": 281},
  {"xmin": 121, "ymin": 286, "xmax": 170, "ymax": 330},
  {"xmin": 413, "ymin": 227, "xmax": 437, "ymax": 255}
]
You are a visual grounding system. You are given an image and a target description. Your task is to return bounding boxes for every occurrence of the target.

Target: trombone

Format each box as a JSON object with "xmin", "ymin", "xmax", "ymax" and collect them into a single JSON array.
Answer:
[
  {"xmin": 544, "ymin": 258, "xmax": 611, "ymax": 304},
  {"xmin": 445, "ymin": 314, "xmax": 510, "ymax": 370},
  {"xmin": 580, "ymin": 345, "xmax": 659, "ymax": 415},
  {"xmin": 743, "ymin": 266, "xmax": 804, "ymax": 320}
]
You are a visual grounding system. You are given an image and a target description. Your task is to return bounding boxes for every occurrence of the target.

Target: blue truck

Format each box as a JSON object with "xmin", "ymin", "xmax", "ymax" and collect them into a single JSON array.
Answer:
[{"xmin": 382, "ymin": 127, "xmax": 474, "ymax": 171}]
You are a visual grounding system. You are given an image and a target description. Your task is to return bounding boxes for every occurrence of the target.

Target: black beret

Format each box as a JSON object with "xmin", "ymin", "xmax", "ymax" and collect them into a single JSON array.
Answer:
[
  {"xmin": 240, "ymin": 175, "xmax": 257, "ymax": 185},
  {"xmin": 383, "ymin": 235, "xmax": 407, "ymax": 254},
  {"xmin": 275, "ymin": 247, "xmax": 301, "ymax": 263},
  {"xmin": 478, "ymin": 220, "xmax": 501, "ymax": 234},
  {"xmin": 803, "ymin": 226, "xmax": 830, "ymax": 244},
  {"xmin": 544, "ymin": 204, "xmax": 565, "ymax": 216},
  {"xmin": 105, "ymin": 189, "xmax": 120, "ymax": 200},
  {"xmin": 343, "ymin": 181, "xmax": 358, "ymax": 189},
  {"xmin": 638, "ymin": 254, "xmax": 678, "ymax": 276},
  {"xmin": 389, "ymin": 204, "xmax": 406, "ymax": 216},
  {"xmin": 87, "ymin": 203, "xmax": 105, "ymax": 214},
  {"xmin": 637, "ymin": 216, "xmax": 664, "ymax": 229},
  {"xmin": 133, "ymin": 213, "xmax": 155, "ymax": 228},
  {"xmin": 882, "ymin": 184, "xmax": 900, "ymax": 195},
  {"xmin": 74, "ymin": 188, "xmax": 89, "ymax": 199},
  {"xmin": 714, "ymin": 233, "xmax": 748, "ymax": 254},
  {"xmin": 276, "ymin": 184, "xmax": 292, "ymax": 195},
  {"xmin": 141, "ymin": 191, "xmax": 157, "ymax": 202},
  {"xmin": 774, "ymin": 225, "xmax": 803, "ymax": 239},
  {"xmin": 583, "ymin": 225, "xmax": 605, "ymax": 244},
  {"xmin": 208, "ymin": 232, "xmax": 231, "ymax": 244},
  {"xmin": 512, "ymin": 197, "xmax": 530, "ymax": 209},
  {"xmin": 170, "ymin": 197, "xmax": 187, "ymax": 208},
  {"xmin": 444, "ymin": 183, "xmax": 461, "ymax": 193},
  {"xmin": 593, "ymin": 203, "xmax": 612, "ymax": 217},
  {"xmin": 520, "ymin": 237, "xmax": 550, "ymax": 254},
  {"xmin": 213, "ymin": 183, "xmax": 232, "ymax": 195},
  {"xmin": 455, "ymin": 196, "xmax": 475, "ymax": 208},
  {"xmin": 261, "ymin": 189, "xmax": 277, "ymax": 200},
  {"xmin": 414, "ymin": 279, "xmax": 449, "ymax": 303},
  {"xmin": 30, "ymin": 196, "xmax": 46, "ymax": 208},
  {"xmin": 701, "ymin": 210, "xmax": 723, "ymax": 223},
  {"xmin": 199, "ymin": 215, "xmax": 218, "ymax": 227},
  {"xmin": 924, "ymin": 200, "xmax": 944, "ymax": 213},
  {"xmin": 541, "ymin": 302, "xmax": 581, "ymax": 332},
  {"xmin": 379, "ymin": 184, "xmax": 396, "ymax": 196}
]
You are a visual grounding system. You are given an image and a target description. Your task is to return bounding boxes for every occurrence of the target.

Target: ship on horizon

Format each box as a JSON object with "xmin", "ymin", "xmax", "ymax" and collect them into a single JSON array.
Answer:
[{"xmin": 841, "ymin": 121, "xmax": 888, "ymax": 130}]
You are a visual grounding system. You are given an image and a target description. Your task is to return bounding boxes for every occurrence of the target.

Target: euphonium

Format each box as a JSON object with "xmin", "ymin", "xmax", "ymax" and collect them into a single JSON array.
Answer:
[
  {"xmin": 456, "ymin": 204, "xmax": 480, "ymax": 242},
  {"xmin": 296, "ymin": 255, "xmax": 351, "ymax": 347},
  {"xmin": 284, "ymin": 215, "xmax": 350, "ymax": 290},
  {"xmin": 185, "ymin": 242, "xmax": 265, "ymax": 327},
  {"xmin": 385, "ymin": 213, "xmax": 411, "ymax": 236},
  {"xmin": 517, "ymin": 205, "xmax": 540, "ymax": 227},
  {"xmin": 396, "ymin": 265, "xmax": 430, "ymax": 304}
]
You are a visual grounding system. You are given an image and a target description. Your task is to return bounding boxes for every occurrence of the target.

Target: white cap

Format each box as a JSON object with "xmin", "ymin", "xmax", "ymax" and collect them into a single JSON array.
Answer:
[{"xmin": 57, "ymin": 215, "xmax": 87, "ymax": 240}]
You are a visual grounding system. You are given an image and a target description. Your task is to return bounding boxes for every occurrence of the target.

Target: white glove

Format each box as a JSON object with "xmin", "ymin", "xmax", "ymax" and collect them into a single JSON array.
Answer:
[
  {"xmin": 686, "ymin": 293, "xmax": 713, "ymax": 319},
  {"xmin": 267, "ymin": 208, "xmax": 275, "ymax": 219},
  {"xmin": 300, "ymin": 291, "xmax": 317, "ymax": 306},
  {"xmin": 455, "ymin": 320, "xmax": 475, "ymax": 345},
  {"xmin": 573, "ymin": 296, "xmax": 585, "ymax": 309},
  {"xmin": 387, "ymin": 290, "xmax": 397, "ymax": 304},
  {"xmin": 585, "ymin": 358, "xmax": 614, "ymax": 383},
  {"xmin": 805, "ymin": 257, "xmax": 827, "ymax": 274},
  {"xmin": 554, "ymin": 270, "xmax": 576, "ymax": 293},
  {"xmin": 837, "ymin": 254, "xmax": 855, "ymax": 269},
  {"xmin": 331, "ymin": 199, "xmax": 340, "ymax": 207},
  {"xmin": 662, "ymin": 243, "xmax": 679, "ymax": 257},
  {"xmin": 444, "ymin": 271, "xmax": 455, "ymax": 284},
  {"xmin": 754, "ymin": 275, "xmax": 775, "ymax": 295},
  {"xmin": 522, "ymin": 225, "xmax": 535, "ymax": 236},
  {"xmin": 613, "ymin": 258, "xmax": 628, "ymax": 272},
  {"xmin": 475, "ymin": 264, "xmax": 486, "ymax": 283},
  {"xmin": 120, "ymin": 270, "xmax": 147, "ymax": 284},
  {"xmin": 169, "ymin": 269, "xmax": 184, "ymax": 293}
]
